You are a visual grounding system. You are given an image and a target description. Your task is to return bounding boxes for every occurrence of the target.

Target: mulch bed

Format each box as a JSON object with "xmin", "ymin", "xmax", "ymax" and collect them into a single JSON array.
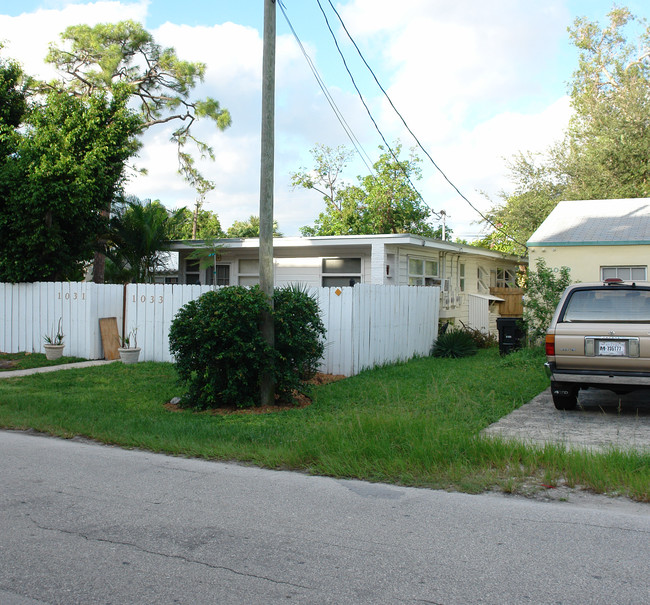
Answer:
[{"xmin": 164, "ymin": 372, "xmax": 346, "ymax": 415}]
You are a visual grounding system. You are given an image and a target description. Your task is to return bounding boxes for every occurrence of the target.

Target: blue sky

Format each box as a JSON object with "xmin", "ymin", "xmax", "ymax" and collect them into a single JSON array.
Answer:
[{"xmin": 1, "ymin": 1, "xmax": 648, "ymax": 238}]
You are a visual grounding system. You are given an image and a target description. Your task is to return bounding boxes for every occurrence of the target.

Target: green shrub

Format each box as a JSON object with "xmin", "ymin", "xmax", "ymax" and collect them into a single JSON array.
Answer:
[
  {"xmin": 169, "ymin": 286, "xmax": 273, "ymax": 410},
  {"xmin": 431, "ymin": 329, "xmax": 478, "ymax": 358},
  {"xmin": 168, "ymin": 285, "xmax": 326, "ymax": 410},
  {"xmin": 523, "ymin": 258, "xmax": 572, "ymax": 343},
  {"xmin": 274, "ymin": 284, "xmax": 326, "ymax": 399}
]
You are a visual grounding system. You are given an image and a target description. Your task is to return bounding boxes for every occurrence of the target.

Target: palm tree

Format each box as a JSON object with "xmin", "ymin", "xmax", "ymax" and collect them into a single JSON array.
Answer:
[{"xmin": 106, "ymin": 197, "xmax": 184, "ymax": 283}]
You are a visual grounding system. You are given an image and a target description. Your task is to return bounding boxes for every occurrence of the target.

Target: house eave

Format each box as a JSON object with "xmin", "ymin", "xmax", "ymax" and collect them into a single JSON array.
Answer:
[
  {"xmin": 169, "ymin": 234, "xmax": 527, "ymax": 263},
  {"xmin": 527, "ymin": 240, "xmax": 650, "ymax": 248}
]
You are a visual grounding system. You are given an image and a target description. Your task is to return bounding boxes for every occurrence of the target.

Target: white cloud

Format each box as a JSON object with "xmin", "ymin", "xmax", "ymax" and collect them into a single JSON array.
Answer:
[
  {"xmin": 335, "ymin": 0, "xmax": 575, "ymax": 238},
  {"xmin": 0, "ymin": 1, "xmax": 149, "ymax": 79},
  {"xmin": 1, "ymin": 0, "xmax": 582, "ymax": 238}
]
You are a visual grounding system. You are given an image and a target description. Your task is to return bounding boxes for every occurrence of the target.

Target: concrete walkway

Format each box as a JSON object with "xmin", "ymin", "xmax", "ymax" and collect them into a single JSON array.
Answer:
[
  {"xmin": 483, "ymin": 387, "xmax": 650, "ymax": 453},
  {"xmin": 0, "ymin": 359, "xmax": 118, "ymax": 379}
]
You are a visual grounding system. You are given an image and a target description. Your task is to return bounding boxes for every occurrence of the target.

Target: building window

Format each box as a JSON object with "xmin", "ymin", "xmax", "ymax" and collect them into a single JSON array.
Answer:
[
  {"xmin": 601, "ymin": 266, "xmax": 647, "ymax": 281},
  {"xmin": 408, "ymin": 257, "xmax": 439, "ymax": 286},
  {"xmin": 322, "ymin": 257, "xmax": 361, "ymax": 287},
  {"xmin": 459, "ymin": 263, "xmax": 465, "ymax": 292},
  {"xmin": 477, "ymin": 266, "xmax": 489, "ymax": 293},
  {"xmin": 496, "ymin": 267, "xmax": 517, "ymax": 288},
  {"xmin": 206, "ymin": 265, "xmax": 230, "ymax": 286},
  {"xmin": 185, "ymin": 259, "xmax": 201, "ymax": 284},
  {"xmin": 238, "ymin": 259, "xmax": 259, "ymax": 286}
]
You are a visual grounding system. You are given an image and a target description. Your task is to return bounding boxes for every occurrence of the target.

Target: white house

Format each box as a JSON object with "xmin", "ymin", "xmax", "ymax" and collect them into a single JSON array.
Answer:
[{"xmin": 170, "ymin": 234, "xmax": 525, "ymax": 333}]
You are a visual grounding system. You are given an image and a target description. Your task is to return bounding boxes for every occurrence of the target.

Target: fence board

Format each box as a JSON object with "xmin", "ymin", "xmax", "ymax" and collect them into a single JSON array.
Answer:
[{"xmin": 1, "ymin": 282, "xmax": 440, "ymax": 376}]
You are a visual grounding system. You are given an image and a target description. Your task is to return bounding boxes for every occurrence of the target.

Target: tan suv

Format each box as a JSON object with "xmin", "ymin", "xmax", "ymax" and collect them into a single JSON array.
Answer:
[{"xmin": 545, "ymin": 279, "xmax": 650, "ymax": 410}]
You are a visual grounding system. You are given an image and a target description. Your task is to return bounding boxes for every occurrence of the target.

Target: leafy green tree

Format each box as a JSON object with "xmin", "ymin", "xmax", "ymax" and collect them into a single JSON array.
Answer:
[
  {"xmin": 0, "ymin": 86, "xmax": 141, "ymax": 282},
  {"xmin": 0, "ymin": 50, "xmax": 27, "ymax": 160},
  {"xmin": 105, "ymin": 197, "xmax": 184, "ymax": 283},
  {"xmin": 475, "ymin": 152, "xmax": 566, "ymax": 255},
  {"xmin": 295, "ymin": 143, "xmax": 443, "ymax": 237},
  {"xmin": 482, "ymin": 7, "xmax": 650, "ymax": 251},
  {"xmin": 523, "ymin": 258, "xmax": 572, "ymax": 343},
  {"xmin": 43, "ymin": 20, "xmax": 232, "ymax": 188},
  {"xmin": 226, "ymin": 215, "xmax": 283, "ymax": 238},
  {"xmin": 34, "ymin": 20, "xmax": 231, "ymax": 281},
  {"xmin": 168, "ymin": 207, "xmax": 224, "ymax": 240},
  {"xmin": 358, "ymin": 145, "xmax": 436, "ymax": 235},
  {"xmin": 563, "ymin": 7, "xmax": 650, "ymax": 200}
]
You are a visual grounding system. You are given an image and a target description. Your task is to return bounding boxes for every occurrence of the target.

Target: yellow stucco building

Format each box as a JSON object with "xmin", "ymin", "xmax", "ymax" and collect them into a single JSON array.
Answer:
[{"xmin": 527, "ymin": 198, "xmax": 650, "ymax": 283}]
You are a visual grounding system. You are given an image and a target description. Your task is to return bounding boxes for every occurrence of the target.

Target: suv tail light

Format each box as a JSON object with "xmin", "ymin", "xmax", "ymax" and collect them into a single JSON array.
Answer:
[{"xmin": 545, "ymin": 334, "xmax": 555, "ymax": 356}]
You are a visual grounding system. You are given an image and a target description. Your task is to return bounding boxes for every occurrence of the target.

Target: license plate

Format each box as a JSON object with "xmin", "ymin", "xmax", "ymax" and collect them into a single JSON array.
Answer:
[{"xmin": 598, "ymin": 341, "xmax": 627, "ymax": 356}]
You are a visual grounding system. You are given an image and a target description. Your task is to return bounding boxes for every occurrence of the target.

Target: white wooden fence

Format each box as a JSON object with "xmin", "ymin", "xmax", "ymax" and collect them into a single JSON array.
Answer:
[{"xmin": 0, "ymin": 282, "xmax": 439, "ymax": 376}]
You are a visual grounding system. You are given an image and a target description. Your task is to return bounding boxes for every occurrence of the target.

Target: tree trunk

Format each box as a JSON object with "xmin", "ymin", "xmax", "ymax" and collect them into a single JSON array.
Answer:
[
  {"xmin": 192, "ymin": 200, "xmax": 199, "ymax": 239},
  {"xmin": 93, "ymin": 251, "xmax": 106, "ymax": 283}
]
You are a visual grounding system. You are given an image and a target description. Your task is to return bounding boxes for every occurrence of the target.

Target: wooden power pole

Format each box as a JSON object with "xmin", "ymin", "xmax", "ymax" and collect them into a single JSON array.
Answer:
[{"xmin": 259, "ymin": 0, "xmax": 276, "ymax": 406}]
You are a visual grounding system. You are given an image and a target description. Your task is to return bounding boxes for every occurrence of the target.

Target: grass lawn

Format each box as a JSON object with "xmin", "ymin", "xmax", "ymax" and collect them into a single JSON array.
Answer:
[{"xmin": 0, "ymin": 347, "xmax": 647, "ymax": 502}]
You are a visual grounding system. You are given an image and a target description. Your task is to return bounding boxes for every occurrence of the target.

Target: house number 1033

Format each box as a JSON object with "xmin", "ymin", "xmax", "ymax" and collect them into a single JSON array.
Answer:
[{"xmin": 133, "ymin": 295, "xmax": 164, "ymax": 304}]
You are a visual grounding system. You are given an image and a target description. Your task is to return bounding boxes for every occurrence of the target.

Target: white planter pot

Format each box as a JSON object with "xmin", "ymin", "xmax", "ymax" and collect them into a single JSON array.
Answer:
[
  {"xmin": 118, "ymin": 347, "xmax": 141, "ymax": 364},
  {"xmin": 43, "ymin": 344, "xmax": 65, "ymax": 361}
]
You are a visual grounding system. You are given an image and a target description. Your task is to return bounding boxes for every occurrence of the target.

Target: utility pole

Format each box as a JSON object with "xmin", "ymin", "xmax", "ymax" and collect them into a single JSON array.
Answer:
[{"xmin": 259, "ymin": 0, "xmax": 276, "ymax": 406}]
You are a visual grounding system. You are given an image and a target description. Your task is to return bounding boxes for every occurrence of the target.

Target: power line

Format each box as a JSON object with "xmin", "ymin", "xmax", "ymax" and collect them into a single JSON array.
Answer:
[
  {"xmin": 324, "ymin": 0, "xmax": 527, "ymax": 249},
  {"xmin": 314, "ymin": 0, "xmax": 442, "ymax": 222},
  {"xmin": 277, "ymin": 0, "xmax": 375, "ymax": 175}
]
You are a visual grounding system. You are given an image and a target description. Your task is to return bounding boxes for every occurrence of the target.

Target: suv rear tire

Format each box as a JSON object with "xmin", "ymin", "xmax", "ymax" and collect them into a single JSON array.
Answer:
[{"xmin": 551, "ymin": 381, "xmax": 579, "ymax": 410}]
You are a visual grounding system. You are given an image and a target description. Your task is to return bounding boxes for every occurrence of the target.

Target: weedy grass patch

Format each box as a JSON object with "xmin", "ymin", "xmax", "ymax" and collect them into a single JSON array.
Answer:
[{"xmin": 0, "ymin": 347, "xmax": 647, "ymax": 501}]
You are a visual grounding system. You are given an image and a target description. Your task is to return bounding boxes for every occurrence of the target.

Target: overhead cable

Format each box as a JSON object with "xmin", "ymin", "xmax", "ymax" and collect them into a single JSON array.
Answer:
[
  {"xmin": 277, "ymin": 0, "xmax": 375, "ymax": 175},
  {"xmin": 324, "ymin": 0, "xmax": 527, "ymax": 249},
  {"xmin": 315, "ymin": 0, "xmax": 441, "ymax": 221}
]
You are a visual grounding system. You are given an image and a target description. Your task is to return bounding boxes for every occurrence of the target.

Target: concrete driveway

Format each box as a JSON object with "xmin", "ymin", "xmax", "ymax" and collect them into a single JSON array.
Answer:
[{"xmin": 483, "ymin": 387, "xmax": 650, "ymax": 452}]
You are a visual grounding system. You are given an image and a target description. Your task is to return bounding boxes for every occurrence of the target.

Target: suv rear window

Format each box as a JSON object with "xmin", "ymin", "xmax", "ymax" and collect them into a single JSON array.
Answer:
[{"xmin": 562, "ymin": 288, "xmax": 650, "ymax": 322}]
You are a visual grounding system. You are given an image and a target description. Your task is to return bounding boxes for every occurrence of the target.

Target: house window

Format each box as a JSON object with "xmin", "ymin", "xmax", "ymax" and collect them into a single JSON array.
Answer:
[
  {"xmin": 206, "ymin": 265, "xmax": 230, "ymax": 286},
  {"xmin": 601, "ymin": 266, "xmax": 647, "ymax": 281},
  {"xmin": 238, "ymin": 259, "xmax": 259, "ymax": 286},
  {"xmin": 408, "ymin": 257, "xmax": 439, "ymax": 286},
  {"xmin": 477, "ymin": 266, "xmax": 489, "ymax": 293},
  {"xmin": 322, "ymin": 257, "xmax": 361, "ymax": 287},
  {"xmin": 185, "ymin": 259, "xmax": 201, "ymax": 284},
  {"xmin": 459, "ymin": 263, "xmax": 465, "ymax": 292},
  {"xmin": 496, "ymin": 267, "xmax": 517, "ymax": 288}
]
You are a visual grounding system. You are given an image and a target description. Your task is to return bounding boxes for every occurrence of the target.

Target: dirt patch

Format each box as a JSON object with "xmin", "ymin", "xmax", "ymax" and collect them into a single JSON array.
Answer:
[
  {"xmin": 0, "ymin": 360, "xmax": 18, "ymax": 370},
  {"xmin": 164, "ymin": 372, "xmax": 347, "ymax": 415}
]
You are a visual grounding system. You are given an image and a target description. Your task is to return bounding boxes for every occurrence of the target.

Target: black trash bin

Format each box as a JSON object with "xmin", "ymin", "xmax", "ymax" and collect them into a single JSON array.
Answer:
[{"xmin": 496, "ymin": 317, "xmax": 525, "ymax": 355}]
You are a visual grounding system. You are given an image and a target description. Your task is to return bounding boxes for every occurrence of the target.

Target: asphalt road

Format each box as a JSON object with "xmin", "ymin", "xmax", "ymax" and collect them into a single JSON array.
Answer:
[{"xmin": 1, "ymin": 430, "xmax": 649, "ymax": 605}]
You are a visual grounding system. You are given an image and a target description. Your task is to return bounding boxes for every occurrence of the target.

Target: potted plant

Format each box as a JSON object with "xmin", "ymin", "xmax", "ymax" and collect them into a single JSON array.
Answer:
[
  {"xmin": 43, "ymin": 318, "xmax": 65, "ymax": 360},
  {"xmin": 117, "ymin": 327, "xmax": 141, "ymax": 364}
]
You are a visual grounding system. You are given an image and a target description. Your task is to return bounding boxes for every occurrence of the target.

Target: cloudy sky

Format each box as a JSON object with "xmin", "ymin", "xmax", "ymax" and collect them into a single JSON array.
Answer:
[{"xmin": 1, "ymin": 0, "xmax": 647, "ymax": 239}]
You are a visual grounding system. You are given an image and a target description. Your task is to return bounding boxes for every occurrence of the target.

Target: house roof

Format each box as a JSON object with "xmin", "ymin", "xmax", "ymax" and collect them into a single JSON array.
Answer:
[
  {"xmin": 527, "ymin": 198, "xmax": 650, "ymax": 247},
  {"xmin": 170, "ymin": 233, "xmax": 526, "ymax": 262}
]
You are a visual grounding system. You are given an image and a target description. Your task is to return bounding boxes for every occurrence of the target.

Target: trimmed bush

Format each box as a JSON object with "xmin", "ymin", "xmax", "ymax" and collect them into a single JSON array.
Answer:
[
  {"xmin": 431, "ymin": 329, "xmax": 478, "ymax": 359},
  {"xmin": 169, "ymin": 286, "xmax": 273, "ymax": 410},
  {"xmin": 274, "ymin": 284, "xmax": 326, "ymax": 400},
  {"xmin": 168, "ymin": 285, "xmax": 326, "ymax": 410}
]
